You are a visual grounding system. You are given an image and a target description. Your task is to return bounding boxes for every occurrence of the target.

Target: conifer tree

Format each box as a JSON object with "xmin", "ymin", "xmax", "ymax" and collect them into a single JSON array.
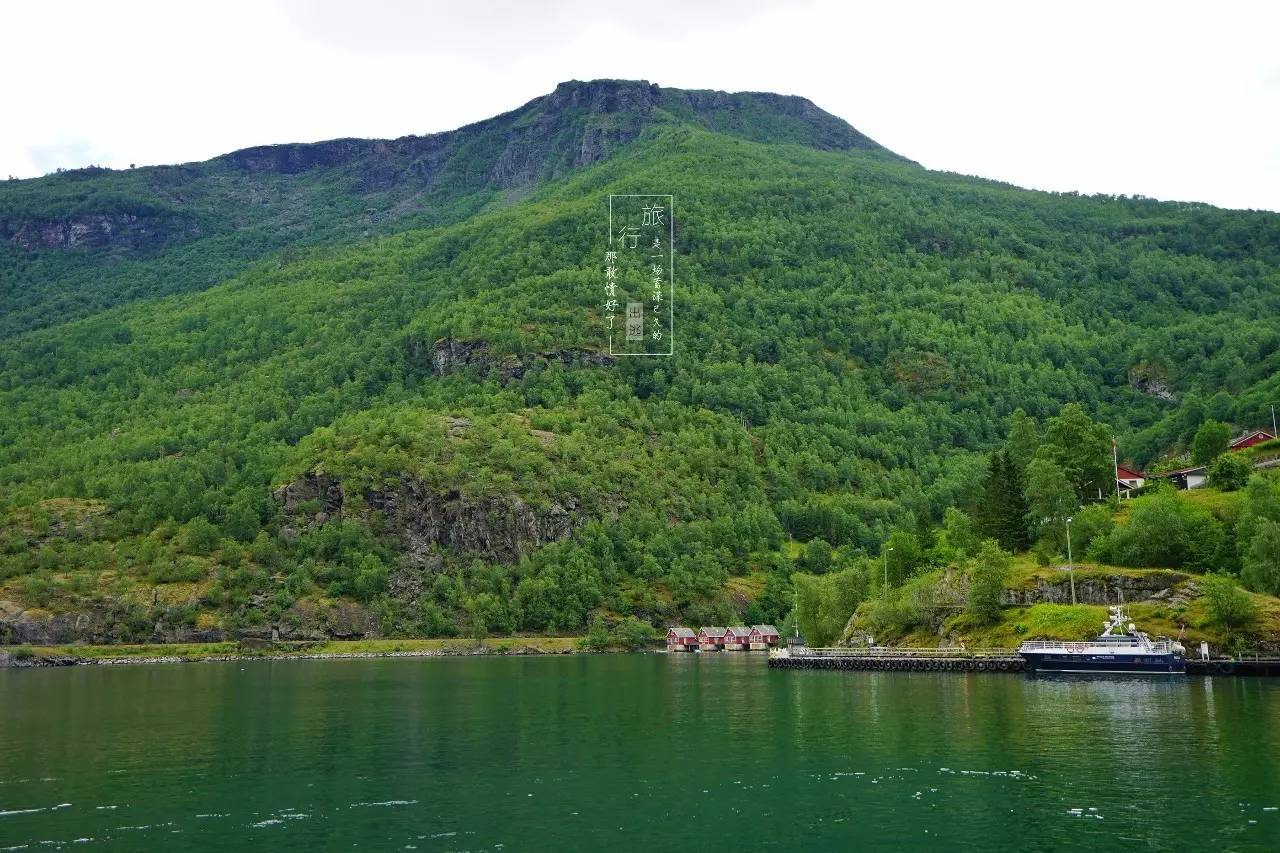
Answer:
[{"xmin": 976, "ymin": 450, "xmax": 1031, "ymax": 552}]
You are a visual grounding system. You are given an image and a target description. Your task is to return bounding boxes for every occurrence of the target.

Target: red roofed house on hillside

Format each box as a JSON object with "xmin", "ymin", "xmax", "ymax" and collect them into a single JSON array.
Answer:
[
  {"xmin": 1116, "ymin": 464, "xmax": 1146, "ymax": 499},
  {"xmin": 1230, "ymin": 430, "xmax": 1274, "ymax": 452}
]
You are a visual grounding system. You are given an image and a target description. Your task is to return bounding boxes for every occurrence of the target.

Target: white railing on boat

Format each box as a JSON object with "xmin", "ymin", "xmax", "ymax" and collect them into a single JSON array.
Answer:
[{"xmin": 1018, "ymin": 639, "xmax": 1177, "ymax": 654}]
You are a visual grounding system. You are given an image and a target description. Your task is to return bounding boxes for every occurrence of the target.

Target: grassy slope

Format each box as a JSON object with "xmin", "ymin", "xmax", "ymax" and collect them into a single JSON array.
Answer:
[{"xmin": 889, "ymin": 485, "xmax": 1280, "ymax": 650}]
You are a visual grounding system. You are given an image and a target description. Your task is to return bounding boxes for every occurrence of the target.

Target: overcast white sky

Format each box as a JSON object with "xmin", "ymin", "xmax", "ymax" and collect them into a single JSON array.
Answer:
[{"xmin": 4, "ymin": 0, "xmax": 1278, "ymax": 211}]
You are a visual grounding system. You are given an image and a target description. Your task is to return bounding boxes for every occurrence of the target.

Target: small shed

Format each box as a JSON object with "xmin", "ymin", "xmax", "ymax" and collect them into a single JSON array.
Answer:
[
  {"xmin": 724, "ymin": 626, "xmax": 751, "ymax": 650},
  {"xmin": 666, "ymin": 626, "xmax": 697, "ymax": 652},
  {"xmin": 1163, "ymin": 464, "xmax": 1207, "ymax": 490},
  {"xmin": 697, "ymin": 626, "xmax": 727, "ymax": 651},
  {"xmin": 749, "ymin": 625, "xmax": 781, "ymax": 650}
]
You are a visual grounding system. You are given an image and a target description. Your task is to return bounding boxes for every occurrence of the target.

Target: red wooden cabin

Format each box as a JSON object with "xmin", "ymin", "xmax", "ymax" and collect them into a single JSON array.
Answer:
[
  {"xmin": 749, "ymin": 625, "xmax": 781, "ymax": 650},
  {"xmin": 723, "ymin": 626, "xmax": 751, "ymax": 650},
  {"xmin": 697, "ymin": 626, "xmax": 727, "ymax": 651},
  {"xmin": 666, "ymin": 626, "xmax": 697, "ymax": 652}
]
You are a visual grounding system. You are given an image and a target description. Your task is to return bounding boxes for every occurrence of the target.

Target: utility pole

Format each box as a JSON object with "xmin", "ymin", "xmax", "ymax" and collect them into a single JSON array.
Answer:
[
  {"xmin": 1272, "ymin": 404, "xmax": 1277, "ymax": 437},
  {"xmin": 1112, "ymin": 437, "xmax": 1120, "ymax": 501},
  {"xmin": 1065, "ymin": 516, "xmax": 1077, "ymax": 605},
  {"xmin": 792, "ymin": 588, "xmax": 799, "ymax": 639}
]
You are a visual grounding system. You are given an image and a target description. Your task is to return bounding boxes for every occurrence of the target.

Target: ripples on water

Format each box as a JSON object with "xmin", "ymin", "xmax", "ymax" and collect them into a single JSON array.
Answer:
[{"xmin": 1, "ymin": 655, "xmax": 1278, "ymax": 851}]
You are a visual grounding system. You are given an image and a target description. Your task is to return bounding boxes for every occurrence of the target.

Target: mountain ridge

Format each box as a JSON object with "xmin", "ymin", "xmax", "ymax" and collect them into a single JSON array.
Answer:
[{"xmin": 0, "ymin": 79, "xmax": 901, "ymax": 336}]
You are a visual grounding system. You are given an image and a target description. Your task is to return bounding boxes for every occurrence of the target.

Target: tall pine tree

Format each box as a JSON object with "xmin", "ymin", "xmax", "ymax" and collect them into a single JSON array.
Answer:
[{"xmin": 977, "ymin": 449, "xmax": 1032, "ymax": 552}]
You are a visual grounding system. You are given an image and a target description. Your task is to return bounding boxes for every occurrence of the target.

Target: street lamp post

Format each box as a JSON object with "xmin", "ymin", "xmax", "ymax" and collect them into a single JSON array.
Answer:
[
  {"xmin": 1065, "ymin": 516, "xmax": 1077, "ymax": 606},
  {"xmin": 883, "ymin": 546, "xmax": 894, "ymax": 588}
]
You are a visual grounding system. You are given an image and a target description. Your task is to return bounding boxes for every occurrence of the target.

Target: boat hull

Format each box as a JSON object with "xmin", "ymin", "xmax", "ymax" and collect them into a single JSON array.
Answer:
[{"xmin": 1020, "ymin": 651, "xmax": 1186, "ymax": 674}]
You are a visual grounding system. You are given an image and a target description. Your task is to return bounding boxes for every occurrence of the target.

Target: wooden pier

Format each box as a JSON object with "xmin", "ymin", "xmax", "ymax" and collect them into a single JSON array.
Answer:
[
  {"xmin": 769, "ymin": 647, "xmax": 1280, "ymax": 676},
  {"xmin": 768, "ymin": 647, "xmax": 1025, "ymax": 673},
  {"xmin": 1186, "ymin": 657, "xmax": 1280, "ymax": 676}
]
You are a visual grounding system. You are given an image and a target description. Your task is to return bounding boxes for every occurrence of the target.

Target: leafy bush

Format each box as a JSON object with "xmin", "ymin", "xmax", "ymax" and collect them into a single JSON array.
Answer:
[
  {"xmin": 858, "ymin": 570, "xmax": 946, "ymax": 641},
  {"xmin": 793, "ymin": 568, "xmax": 869, "ymax": 646},
  {"xmin": 1095, "ymin": 491, "xmax": 1224, "ymax": 569},
  {"xmin": 579, "ymin": 617, "xmax": 610, "ymax": 650},
  {"xmin": 966, "ymin": 540, "xmax": 1012, "ymax": 625},
  {"xmin": 144, "ymin": 558, "xmax": 206, "ymax": 584},
  {"xmin": 1071, "ymin": 503, "xmax": 1115, "ymax": 557},
  {"xmin": 940, "ymin": 507, "xmax": 981, "ymax": 560},
  {"xmin": 19, "ymin": 571, "xmax": 56, "ymax": 608},
  {"xmin": 1209, "ymin": 453, "xmax": 1252, "ymax": 491},
  {"xmin": 180, "ymin": 516, "xmax": 221, "ymax": 556},
  {"xmin": 1201, "ymin": 574, "xmax": 1258, "ymax": 637},
  {"xmin": 1241, "ymin": 519, "xmax": 1280, "ymax": 596},
  {"xmin": 1192, "ymin": 420, "xmax": 1230, "ymax": 465},
  {"xmin": 610, "ymin": 616, "xmax": 658, "ymax": 650}
]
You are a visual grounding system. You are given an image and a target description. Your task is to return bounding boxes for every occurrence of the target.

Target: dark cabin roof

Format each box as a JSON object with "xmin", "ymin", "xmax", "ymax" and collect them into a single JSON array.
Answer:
[{"xmin": 667, "ymin": 627, "xmax": 696, "ymax": 638}]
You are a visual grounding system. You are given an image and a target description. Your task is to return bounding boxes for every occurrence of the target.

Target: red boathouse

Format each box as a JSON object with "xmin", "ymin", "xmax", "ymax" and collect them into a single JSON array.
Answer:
[
  {"xmin": 666, "ymin": 626, "xmax": 697, "ymax": 652},
  {"xmin": 698, "ymin": 626, "xmax": 727, "ymax": 651},
  {"xmin": 724, "ymin": 626, "xmax": 751, "ymax": 651},
  {"xmin": 749, "ymin": 625, "xmax": 781, "ymax": 650}
]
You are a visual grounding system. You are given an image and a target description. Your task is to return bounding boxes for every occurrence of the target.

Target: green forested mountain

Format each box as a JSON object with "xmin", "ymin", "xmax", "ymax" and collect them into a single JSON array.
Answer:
[
  {"xmin": 2, "ymin": 79, "xmax": 1279, "ymax": 645},
  {"xmin": 0, "ymin": 80, "xmax": 894, "ymax": 337}
]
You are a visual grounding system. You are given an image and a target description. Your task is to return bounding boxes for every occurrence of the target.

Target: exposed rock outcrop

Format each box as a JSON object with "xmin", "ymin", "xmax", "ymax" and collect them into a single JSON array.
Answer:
[
  {"xmin": 0, "ymin": 598, "xmax": 223, "ymax": 646},
  {"xmin": 274, "ymin": 473, "xmax": 344, "ymax": 521},
  {"xmin": 3, "ymin": 212, "xmax": 200, "ymax": 251},
  {"xmin": 1002, "ymin": 570, "xmax": 1190, "ymax": 607},
  {"xmin": 274, "ymin": 472, "xmax": 603, "ymax": 565},
  {"xmin": 1128, "ymin": 362, "xmax": 1177, "ymax": 402}
]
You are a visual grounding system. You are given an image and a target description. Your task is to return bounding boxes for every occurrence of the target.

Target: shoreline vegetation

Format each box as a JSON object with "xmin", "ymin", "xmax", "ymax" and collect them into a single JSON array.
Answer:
[{"xmin": 0, "ymin": 636, "xmax": 588, "ymax": 668}]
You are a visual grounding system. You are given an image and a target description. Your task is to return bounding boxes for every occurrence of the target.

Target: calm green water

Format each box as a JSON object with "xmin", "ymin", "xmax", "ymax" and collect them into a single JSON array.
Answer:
[{"xmin": 2, "ymin": 654, "xmax": 1278, "ymax": 851}]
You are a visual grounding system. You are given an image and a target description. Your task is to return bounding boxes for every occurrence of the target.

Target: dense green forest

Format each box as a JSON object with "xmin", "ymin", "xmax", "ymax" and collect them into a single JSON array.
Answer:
[{"xmin": 2, "ymin": 80, "xmax": 1279, "ymax": 645}]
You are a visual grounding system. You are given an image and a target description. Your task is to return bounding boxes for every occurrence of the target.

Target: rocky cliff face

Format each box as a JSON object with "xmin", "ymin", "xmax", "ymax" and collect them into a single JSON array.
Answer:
[
  {"xmin": 274, "ymin": 471, "xmax": 597, "ymax": 565},
  {"xmin": 216, "ymin": 79, "xmax": 900, "ymax": 190},
  {"xmin": 0, "ymin": 597, "xmax": 221, "ymax": 646},
  {"xmin": 2, "ymin": 211, "xmax": 200, "ymax": 251},
  {"xmin": 1002, "ymin": 570, "xmax": 1190, "ymax": 606},
  {"xmin": 365, "ymin": 480, "xmax": 584, "ymax": 565},
  {"xmin": 1128, "ymin": 361, "xmax": 1177, "ymax": 402}
]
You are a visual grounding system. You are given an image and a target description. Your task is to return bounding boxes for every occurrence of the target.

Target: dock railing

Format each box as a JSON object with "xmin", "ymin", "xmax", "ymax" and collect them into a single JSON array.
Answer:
[{"xmin": 795, "ymin": 646, "xmax": 1017, "ymax": 659}]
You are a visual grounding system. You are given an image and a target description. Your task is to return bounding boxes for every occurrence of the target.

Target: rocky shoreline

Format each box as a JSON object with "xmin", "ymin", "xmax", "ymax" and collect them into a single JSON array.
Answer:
[{"xmin": 0, "ymin": 641, "xmax": 588, "ymax": 669}]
